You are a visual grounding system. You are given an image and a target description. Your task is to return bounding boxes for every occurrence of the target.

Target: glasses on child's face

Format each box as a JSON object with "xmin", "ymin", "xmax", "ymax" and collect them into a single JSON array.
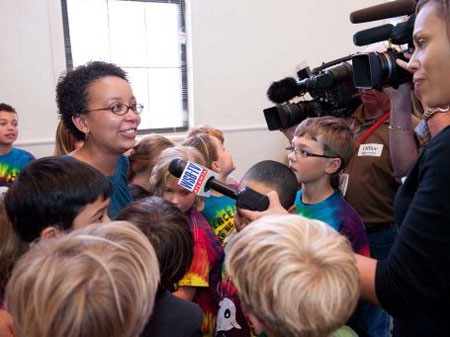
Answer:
[
  {"xmin": 285, "ymin": 146, "xmax": 337, "ymax": 159},
  {"xmin": 86, "ymin": 103, "xmax": 144, "ymax": 116}
]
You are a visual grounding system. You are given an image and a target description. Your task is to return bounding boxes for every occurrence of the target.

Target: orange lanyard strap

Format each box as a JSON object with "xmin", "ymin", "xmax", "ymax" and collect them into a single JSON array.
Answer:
[{"xmin": 355, "ymin": 111, "xmax": 390, "ymax": 151}]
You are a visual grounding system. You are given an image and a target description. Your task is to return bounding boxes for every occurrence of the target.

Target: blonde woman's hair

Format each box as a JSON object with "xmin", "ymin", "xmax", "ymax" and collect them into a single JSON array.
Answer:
[
  {"xmin": 186, "ymin": 125, "xmax": 225, "ymax": 144},
  {"xmin": 182, "ymin": 134, "xmax": 218, "ymax": 169},
  {"xmin": 226, "ymin": 214, "xmax": 360, "ymax": 337},
  {"xmin": 54, "ymin": 119, "xmax": 82, "ymax": 156},
  {"xmin": 128, "ymin": 134, "xmax": 174, "ymax": 180},
  {"xmin": 6, "ymin": 221, "xmax": 159, "ymax": 337},
  {"xmin": 150, "ymin": 145, "xmax": 206, "ymax": 197}
]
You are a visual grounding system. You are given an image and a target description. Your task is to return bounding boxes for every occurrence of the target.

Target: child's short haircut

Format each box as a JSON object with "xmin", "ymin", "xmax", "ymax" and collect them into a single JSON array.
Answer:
[
  {"xmin": 186, "ymin": 125, "xmax": 225, "ymax": 144},
  {"xmin": 117, "ymin": 196, "xmax": 194, "ymax": 292},
  {"xmin": 0, "ymin": 103, "xmax": 17, "ymax": 114},
  {"xmin": 241, "ymin": 160, "xmax": 297, "ymax": 209},
  {"xmin": 226, "ymin": 214, "xmax": 360, "ymax": 337},
  {"xmin": 294, "ymin": 116, "xmax": 355, "ymax": 170},
  {"xmin": 150, "ymin": 145, "xmax": 206, "ymax": 196},
  {"xmin": 182, "ymin": 134, "xmax": 218, "ymax": 169},
  {"xmin": 128, "ymin": 134, "xmax": 174, "ymax": 180},
  {"xmin": 5, "ymin": 156, "xmax": 112, "ymax": 242},
  {"xmin": 6, "ymin": 221, "xmax": 159, "ymax": 337}
]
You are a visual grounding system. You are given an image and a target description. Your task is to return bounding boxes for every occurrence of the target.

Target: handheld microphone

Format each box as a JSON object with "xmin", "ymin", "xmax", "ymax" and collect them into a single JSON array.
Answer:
[
  {"xmin": 350, "ymin": 0, "xmax": 416, "ymax": 24},
  {"xmin": 169, "ymin": 159, "xmax": 270, "ymax": 211},
  {"xmin": 353, "ymin": 24, "xmax": 394, "ymax": 46}
]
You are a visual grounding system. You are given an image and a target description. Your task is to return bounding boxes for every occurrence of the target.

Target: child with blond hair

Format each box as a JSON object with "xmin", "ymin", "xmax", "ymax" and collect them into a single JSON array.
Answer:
[
  {"xmin": 5, "ymin": 221, "xmax": 159, "ymax": 337},
  {"xmin": 182, "ymin": 133, "xmax": 236, "ymax": 244},
  {"xmin": 226, "ymin": 214, "xmax": 360, "ymax": 337},
  {"xmin": 150, "ymin": 145, "xmax": 224, "ymax": 337}
]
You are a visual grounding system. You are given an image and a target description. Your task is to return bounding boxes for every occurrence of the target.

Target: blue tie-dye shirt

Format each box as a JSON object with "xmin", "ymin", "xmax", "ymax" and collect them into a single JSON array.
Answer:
[{"xmin": 295, "ymin": 190, "xmax": 370, "ymax": 256}]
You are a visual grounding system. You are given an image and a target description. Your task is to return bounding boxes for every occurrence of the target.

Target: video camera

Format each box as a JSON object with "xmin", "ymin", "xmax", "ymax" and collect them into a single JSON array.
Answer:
[
  {"xmin": 351, "ymin": 0, "xmax": 416, "ymax": 89},
  {"xmin": 263, "ymin": 57, "xmax": 361, "ymax": 130}
]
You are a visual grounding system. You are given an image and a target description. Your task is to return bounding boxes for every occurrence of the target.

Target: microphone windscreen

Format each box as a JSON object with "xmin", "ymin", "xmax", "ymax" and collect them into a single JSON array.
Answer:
[
  {"xmin": 168, "ymin": 158, "xmax": 186, "ymax": 178},
  {"xmin": 353, "ymin": 24, "xmax": 394, "ymax": 46},
  {"xmin": 267, "ymin": 77, "xmax": 300, "ymax": 104},
  {"xmin": 350, "ymin": 0, "xmax": 415, "ymax": 24}
]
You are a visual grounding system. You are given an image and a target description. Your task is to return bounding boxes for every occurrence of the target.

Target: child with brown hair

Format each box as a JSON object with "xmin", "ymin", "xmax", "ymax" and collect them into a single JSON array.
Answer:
[
  {"xmin": 150, "ymin": 146, "xmax": 224, "ymax": 337},
  {"xmin": 117, "ymin": 196, "xmax": 203, "ymax": 337},
  {"xmin": 182, "ymin": 134, "xmax": 236, "ymax": 244},
  {"xmin": 287, "ymin": 116, "xmax": 369, "ymax": 256},
  {"xmin": 128, "ymin": 134, "xmax": 174, "ymax": 198}
]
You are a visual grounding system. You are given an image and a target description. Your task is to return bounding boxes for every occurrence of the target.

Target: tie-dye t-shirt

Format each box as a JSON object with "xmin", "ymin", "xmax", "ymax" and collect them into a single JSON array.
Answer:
[
  {"xmin": 295, "ymin": 190, "xmax": 370, "ymax": 257},
  {"xmin": 201, "ymin": 193, "xmax": 237, "ymax": 245},
  {"xmin": 179, "ymin": 208, "xmax": 224, "ymax": 337},
  {"xmin": 0, "ymin": 147, "xmax": 34, "ymax": 187}
]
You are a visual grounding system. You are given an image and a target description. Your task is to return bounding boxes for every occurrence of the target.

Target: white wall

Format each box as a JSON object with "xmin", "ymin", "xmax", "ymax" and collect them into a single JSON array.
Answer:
[{"xmin": 0, "ymin": 0, "xmax": 384, "ymax": 179}]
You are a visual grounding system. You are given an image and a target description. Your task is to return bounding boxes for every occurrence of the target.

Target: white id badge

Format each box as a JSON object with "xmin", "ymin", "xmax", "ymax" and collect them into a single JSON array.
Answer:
[
  {"xmin": 358, "ymin": 143, "xmax": 384, "ymax": 157},
  {"xmin": 339, "ymin": 173, "xmax": 349, "ymax": 196}
]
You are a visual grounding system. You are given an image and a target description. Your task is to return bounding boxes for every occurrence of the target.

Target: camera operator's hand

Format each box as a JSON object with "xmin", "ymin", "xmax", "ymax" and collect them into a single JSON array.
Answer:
[
  {"xmin": 238, "ymin": 191, "xmax": 288, "ymax": 222},
  {"xmin": 395, "ymin": 48, "xmax": 414, "ymax": 72}
]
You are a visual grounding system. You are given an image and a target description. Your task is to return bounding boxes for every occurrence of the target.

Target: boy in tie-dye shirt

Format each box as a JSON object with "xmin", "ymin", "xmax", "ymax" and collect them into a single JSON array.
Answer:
[
  {"xmin": 0, "ymin": 103, "xmax": 34, "ymax": 188},
  {"xmin": 288, "ymin": 116, "xmax": 369, "ymax": 256}
]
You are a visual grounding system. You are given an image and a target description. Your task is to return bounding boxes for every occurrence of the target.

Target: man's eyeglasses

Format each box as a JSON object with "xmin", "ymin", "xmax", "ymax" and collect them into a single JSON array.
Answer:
[
  {"xmin": 285, "ymin": 146, "xmax": 337, "ymax": 159},
  {"xmin": 86, "ymin": 103, "xmax": 144, "ymax": 116}
]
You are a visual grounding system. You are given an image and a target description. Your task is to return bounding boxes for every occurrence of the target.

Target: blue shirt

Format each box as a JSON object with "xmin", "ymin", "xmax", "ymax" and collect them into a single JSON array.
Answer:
[
  {"xmin": 0, "ymin": 147, "xmax": 34, "ymax": 187},
  {"xmin": 107, "ymin": 155, "xmax": 133, "ymax": 219},
  {"xmin": 295, "ymin": 190, "xmax": 370, "ymax": 256}
]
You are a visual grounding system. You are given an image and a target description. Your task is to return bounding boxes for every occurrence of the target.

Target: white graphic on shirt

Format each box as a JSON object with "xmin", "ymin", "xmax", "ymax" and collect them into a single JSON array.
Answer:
[{"xmin": 216, "ymin": 297, "xmax": 242, "ymax": 331}]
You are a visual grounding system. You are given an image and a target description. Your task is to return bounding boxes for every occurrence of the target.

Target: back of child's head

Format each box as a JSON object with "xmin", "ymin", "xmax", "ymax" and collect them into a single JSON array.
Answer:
[
  {"xmin": 226, "ymin": 214, "xmax": 359, "ymax": 337},
  {"xmin": 6, "ymin": 221, "xmax": 159, "ymax": 337},
  {"xmin": 241, "ymin": 160, "xmax": 297, "ymax": 210},
  {"xmin": 182, "ymin": 134, "xmax": 218, "ymax": 169},
  {"xmin": 186, "ymin": 125, "xmax": 224, "ymax": 144},
  {"xmin": 0, "ymin": 196, "xmax": 27, "ymax": 298},
  {"xmin": 0, "ymin": 103, "xmax": 17, "ymax": 115},
  {"xmin": 294, "ymin": 116, "xmax": 354, "ymax": 170},
  {"xmin": 117, "ymin": 196, "xmax": 194, "ymax": 292},
  {"xmin": 150, "ymin": 145, "xmax": 206, "ymax": 196},
  {"xmin": 128, "ymin": 134, "xmax": 174, "ymax": 180},
  {"xmin": 5, "ymin": 156, "xmax": 112, "ymax": 243}
]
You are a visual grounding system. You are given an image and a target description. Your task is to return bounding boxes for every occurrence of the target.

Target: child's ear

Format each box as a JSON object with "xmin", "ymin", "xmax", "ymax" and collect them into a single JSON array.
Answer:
[
  {"xmin": 40, "ymin": 226, "xmax": 59, "ymax": 240},
  {"xmin": 72, "ymin": 115, "xmax": 89, "ymax": 135},
  {"xmin": 325, "ymin": 158, "xmax": 342, "ymax": 175},
  {"xmin": 210, "ymin": 160, "xmax": 221, "ymax": 173},
  {"xmin": 287, "ymin": 205, "xmax": 296, "ymax": 214}
]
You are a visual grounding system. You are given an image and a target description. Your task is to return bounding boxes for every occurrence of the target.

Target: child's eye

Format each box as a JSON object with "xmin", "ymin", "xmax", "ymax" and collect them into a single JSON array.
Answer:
[
  {"xmin": 164, "ymin": 188, "xmax": 173, "ymax": 193},
  {"xmin": 182, "ymin": 190, "xmax": 191, "ymax": 196}
]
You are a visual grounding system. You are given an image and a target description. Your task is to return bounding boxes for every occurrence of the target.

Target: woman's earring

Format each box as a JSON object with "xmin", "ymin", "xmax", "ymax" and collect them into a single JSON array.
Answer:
[{"xmin": 85, "ymin": 129, "xmax": 89, "ymax": 140}]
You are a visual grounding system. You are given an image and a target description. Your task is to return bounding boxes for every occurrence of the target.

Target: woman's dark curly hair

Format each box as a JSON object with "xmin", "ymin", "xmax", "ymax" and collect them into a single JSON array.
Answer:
[{"xmin": 56, "ymin": 61, "xmax": 128, "ymax": 140}]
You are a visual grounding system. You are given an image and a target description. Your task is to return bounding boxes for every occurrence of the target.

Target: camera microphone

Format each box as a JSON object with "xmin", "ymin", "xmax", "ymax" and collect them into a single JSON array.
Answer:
[
  {"xmin": 350, "ymin": 0, "xmax": 416, "ymax": 24},
  {"xmin": 169, "ymin": 158, "xmax": 269, "ymax": 211},
  {"xmin": 353, "ymin": 24, "xmax": 394, "ymax": 46},
  {"xmin": 267, "ymin": 77, "xmax": 301, "ymax": 104}
]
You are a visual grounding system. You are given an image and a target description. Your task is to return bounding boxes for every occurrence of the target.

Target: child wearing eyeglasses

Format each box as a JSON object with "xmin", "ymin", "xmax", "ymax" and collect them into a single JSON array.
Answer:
[{"xmin": 287, "ymin": 116, "xmax": 369, "ymax": 257}]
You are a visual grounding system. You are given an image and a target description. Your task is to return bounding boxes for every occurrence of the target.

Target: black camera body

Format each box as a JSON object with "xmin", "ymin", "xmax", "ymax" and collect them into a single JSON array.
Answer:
[
  {"xmin": 351, "ymin": 1, "xmax": 416, "ymax": 89},
  {"xmin": 264, "ymin": 61, "xmax": 361, "ymax": 130}
]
